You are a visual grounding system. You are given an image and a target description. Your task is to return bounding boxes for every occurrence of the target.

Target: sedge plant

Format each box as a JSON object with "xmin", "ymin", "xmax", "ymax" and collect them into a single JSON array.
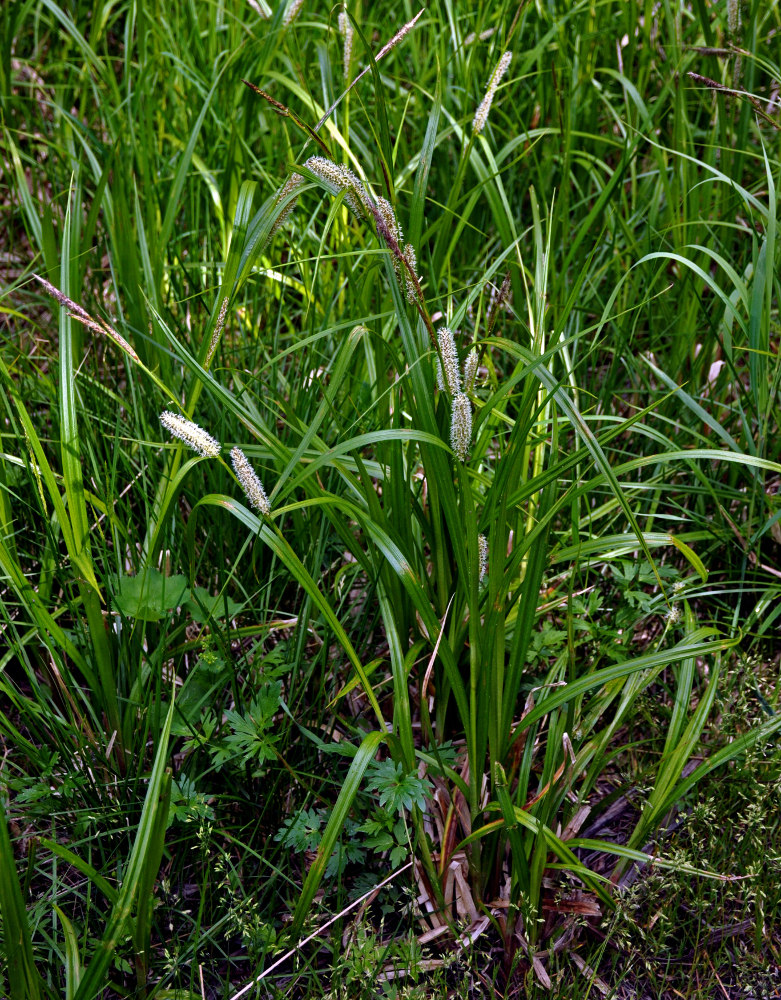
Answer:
[{"xmin": 2, "ymin": 1, "xmax": 781, "ymax": 996}]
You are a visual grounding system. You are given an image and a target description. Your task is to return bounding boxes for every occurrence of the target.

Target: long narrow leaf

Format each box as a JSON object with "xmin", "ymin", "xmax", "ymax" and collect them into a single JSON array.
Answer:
[
  {"xmin": 73, "ymin": 697, "xmax": 175, "ymax": 1000},
  {"xmin": 290, "ymin": 730, "xmax": 386, "ymax": 936},
  {"xmin": 0, "ymin": 798, "xmax": 42, "ymax": 1000}
]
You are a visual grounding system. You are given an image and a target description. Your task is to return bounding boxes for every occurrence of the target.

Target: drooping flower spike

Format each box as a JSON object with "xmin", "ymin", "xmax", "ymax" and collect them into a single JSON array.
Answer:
[
  {"xmin": 304, "ymin": 156, "xmax": 370, "ymax": 219},
  {"xmin": 231, "ymin": 447, "xmax": 272, "ymax": 516}
]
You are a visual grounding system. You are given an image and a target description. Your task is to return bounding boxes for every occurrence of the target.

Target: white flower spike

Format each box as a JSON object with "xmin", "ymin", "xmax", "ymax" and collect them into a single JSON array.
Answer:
[
  {"xmin": 464, "ymin": 349, "xmax": 479, "ymax": 392},
  {"xmin": 437, "ymin": 327, "xmax": 461, "ymax": 395},
  {"xmin": 231, "ymin": 447, "xmax": 271, "ymax": 516},
  {"xmin": 159, "ymin": 412, "xmax": 221, "ymax": 458},
  {"xmin": 450, "ymin": 393, "xmax": 472, "ymax": 462},
  {"xmin": 478, "ymin": 534, "xmax": 488, "ymax": 583},
  {"xmin": 473, "ymin": 51, "xmax": 512, "ymax": 135}
]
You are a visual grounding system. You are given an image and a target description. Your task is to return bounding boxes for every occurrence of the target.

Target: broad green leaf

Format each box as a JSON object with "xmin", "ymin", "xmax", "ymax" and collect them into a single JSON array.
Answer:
[{"xmin": 112, "ymin": 571, "xmax": 189, "ymax": 623}]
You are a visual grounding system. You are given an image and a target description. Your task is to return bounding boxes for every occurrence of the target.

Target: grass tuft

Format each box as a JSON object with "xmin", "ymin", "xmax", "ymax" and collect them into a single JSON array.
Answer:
[{"xmin": 1, "ymin": 1, "xmax": 780, "ymax": 997}]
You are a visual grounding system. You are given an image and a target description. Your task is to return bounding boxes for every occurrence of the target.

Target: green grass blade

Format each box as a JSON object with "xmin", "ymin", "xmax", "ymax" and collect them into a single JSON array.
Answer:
[
  {"xmin": 0, "ymin": 797, "xmax": 43, "ymax": 1000},
  {"xmin": 655, "ymin": 711, "xmax": 781, "ymax": 820},
  {"xmin": 289, "ymin": 730, "xmax": 386, "ymax": 937},
  {"xmin": 57, "ymin": 179, "xmax": 120, "ymax": 736},
  {"xmin": 39, "ymin": 840, "xmax": 118, "ymax": 905},
  {"xmin": 53, "ymin": 905, "xmax": 82, "ymax": 1000},
  {"xmin": 510, "ymin": 628, "xmax": 738, "ymax": 744},
  {"xmin": 72, "ymin": 696, "xmax": 176, "ymax": 1000},
  {"xmin": 158, "ymin": 75, "xmax": 223, "ymax": 256},
  {"xmin": 409, "ymin": 66, "xmax": 441, "ymax": 251},
  {"xmin": 345, "ymin": 12, "xmax": 395, "ymax": 195}
]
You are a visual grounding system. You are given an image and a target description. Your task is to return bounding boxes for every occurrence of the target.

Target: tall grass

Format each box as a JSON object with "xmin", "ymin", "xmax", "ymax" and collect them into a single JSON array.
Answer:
[{"xmin": 1, "ymin": 1, "xmax": 780, "ymax": 996}]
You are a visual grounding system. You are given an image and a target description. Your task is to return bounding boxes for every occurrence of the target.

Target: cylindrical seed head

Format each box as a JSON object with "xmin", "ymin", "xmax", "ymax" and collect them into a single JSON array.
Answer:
[
  {"xmin": 473, "ymin": 51, "xmax": 512, "ymax": 135},
  {"xmin": 338, "ymin": 10, "xmax": 354, "ymax": 81},
  {"xmin": 463, "ymin": 349, "xmax": 479, "ymax": 391},
  {"xmin": 205, "ymin": 296, "xmax": 230, "ymax": 367},
  {"xmin": 305, "ymin": 156, "xmax": 369, "ymax": 219},
  {"xmin": 231, "ymin": 447, "xmax": 271, "ymax": 516},
  {"xmin": 160, "ymin": 411, "xmax": 221, "ymax": 458},
  {"xmin": 478, "ymin": 534, "xmax": 488, "ymax": 583},
  {"xmin": 375, "ymin": 196, "xmax": 403, "ymax": 247},
  {"xmin": 450, "ymin": 393, "xmax": 472, "ymax": 462},
  {"xmin": 270, "ymin": 172, "xmax": 304, "ymax": 237},
  {"xmin": 437, "ymin": 327, "xmax": 461, "ymax": 395},
  {"xmin": 402, "ymin": 244, "xmax": 419, "ymax": 304},
  {"xmin": 283, "ymin": 0, "xmax": 304, "ymax": 27}
]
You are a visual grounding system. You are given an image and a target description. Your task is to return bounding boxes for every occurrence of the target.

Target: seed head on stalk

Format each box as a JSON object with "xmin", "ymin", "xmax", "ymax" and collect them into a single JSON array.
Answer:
[
  {"xmin": 159, "ymin": 412, "xmax": 221, "ymax": 458},
  {"xmin": 478, "ymin": 534, "xmax": 488, "ymax": 583},
  {"xmin": 304, "ymin": 156, "xmax": 370, "ymax": 218},
  {"xmin": 270, "ymin": 172, "xmax": 305, "ymax": 237},
  {"xmin": 231, "ymin": 447, "xmax": 272, "ymax": 516},
  {"xmin": 401, "ymin": 244, "xmax": 419, "ymax": 303},
  {"xmin": 463, "ymin": 349, "xmax": 479, "ymax": 392},
  {"xmin": 450, "ymin": 393, "xmax": 472, "ymax": 462},
  {"xmin": 34, "ymin": 274, "xmax": 140, "ymax": 363},
  {"xmin": 372, "ymin": 196, "xmax": 420, "ymax": 305},
  {"xmin": 205, "ymin": 296, "xmax": 230, "ymax": 368},
  {"xmin": 473, "ymin": 51, "xmax": 512, "ymax": 135},
  {"xmin": 283, "ymin": 0, "xmax": 304, "ymax": 27},
  {"xmin": 436, "ymin": 327, "xmax": 461, "ymax": 395},
  {"xmin": 338, "ymin": 9, "xmax": 354, "ymax": 82}
]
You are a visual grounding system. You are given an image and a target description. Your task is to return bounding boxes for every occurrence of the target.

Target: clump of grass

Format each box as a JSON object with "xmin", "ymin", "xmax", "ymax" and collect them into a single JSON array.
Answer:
[{"xmin": 1, "ymin": 1, "xmax": 780, "ymax": 998}]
